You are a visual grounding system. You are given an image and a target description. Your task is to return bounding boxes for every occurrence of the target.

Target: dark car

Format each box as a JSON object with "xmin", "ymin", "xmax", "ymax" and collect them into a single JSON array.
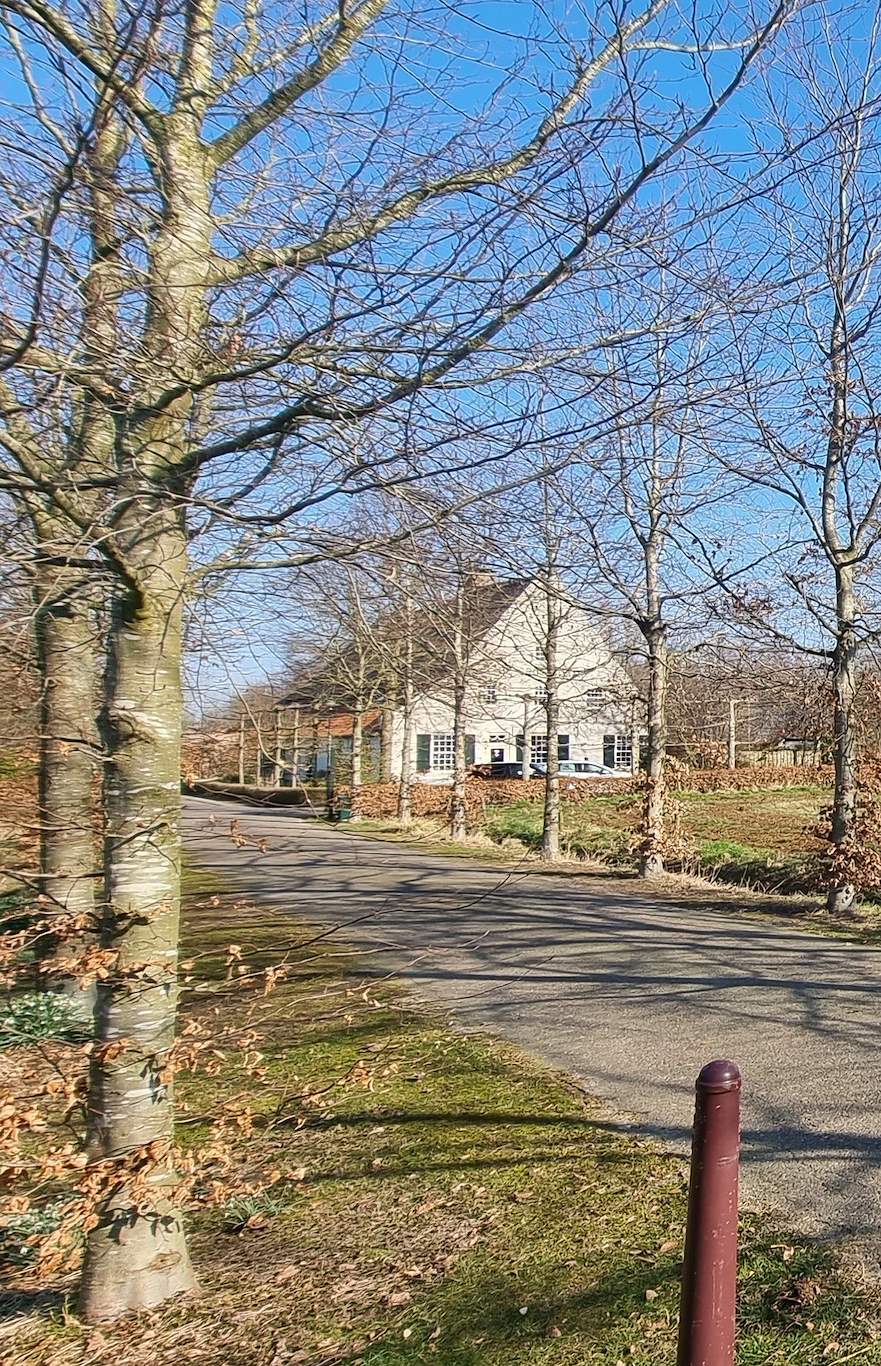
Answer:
[{"xmin": 474, "ymin": 761, "xmax": 543, "ymax": 780}]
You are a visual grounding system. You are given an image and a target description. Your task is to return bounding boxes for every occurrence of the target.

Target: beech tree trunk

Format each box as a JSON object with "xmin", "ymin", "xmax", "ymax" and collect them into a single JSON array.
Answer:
[
  {"xmin": 541, "ymin": 580, "xmax": 561, "ymax": 862},
  {"xmin": 450, "ymin": 672, "xmax": 468, "ymax": 840},
  {"xmin": 398, "ymin": 632, "xmax": 415, "ymax": 827},
  {"xmin": 273, "ymin": 710, "xmax": 282, "ymax": 785},
  {"xmin": 79, "ymin": 114, "xmax": 210, "ymax": 1316},
  {"xmin": 80, "ymin": 510, "xmax": 197, "ymax": 1320},
  {"xmin": 350, "ymin": 708, "xmax": 363, "ymax": 818},
  {"xmin": 34, "ymin": 564, "xmax": 97, "ymax": 1015},
  {"xmin": 828, "ymin": 566, "xmax": 858, "ymax": 914},
  {"xmin": 450, "ymin": 580, "xmax": 468, "ymax": 840},
  {"xmin": 380, "ymin": 703, "xmax": 394, "ymax": 782},
  {"xmin": 640, "ymin": 622, "xmax": 668, "ymax": 877}
]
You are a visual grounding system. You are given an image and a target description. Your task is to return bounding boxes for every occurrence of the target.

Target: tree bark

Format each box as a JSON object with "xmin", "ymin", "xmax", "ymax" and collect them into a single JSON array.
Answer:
[
  {"xmin": 380, "ymin": 703, "xmax": 394, "ymax": 782},
  {"xmin": 273, "ymin": 709, "xmax": 282, "ymax": 785},
  {"xmin": 450, "ymin": 673, "xmax": 468, "ymax": 840},
  {"xmin": 397, "ymin": 610, "xmax": 415, "ymax": 827},
  {"xmin": 450, "ymin": 579, "xmax": 468, "ymax": 840},
  {"xmin": 727, "ymin": 698, "xmax": 737, "ymax": 770},
  {"xmin": 34, "ymin": 564, "xmax": 98, "ymax": 1015},
  {"xmin": 80, "ymin": 510, "xmax": 197, "ymax": 1320},
  {"xmin": 521, "ymin": 694, "xmax": 531, "ymax": 782},
  {"xmin": 253, "ymin": 716, "xmax": 263, "ymax": 785},
  {"xmin": 79, "ymin": 109, "xmax": 210, "ymax": 1316},
  {"xmin": 828, "ymin": 565, "xmax": 858, "ymax": 914},
  {"xmin": 541, "ymin": 579, "xmax": 561, "ymax": 862},
  {"xmin": 640, "ymin": 622, "xmax": 668, "ymax": 877},
  {"xmin": 350, "ymin": 707, "xmax": 363, "ymax": 819}
]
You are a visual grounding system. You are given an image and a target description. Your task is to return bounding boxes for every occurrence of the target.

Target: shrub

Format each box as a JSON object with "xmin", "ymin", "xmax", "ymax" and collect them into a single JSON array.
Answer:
[
  {"xmin": 0, "ymin": 1201, "xmax": 77, "ymax": 1267},
  {"xmin": 221, "ymin": 1191, "xmax": 292, "ymax": 1231},
  {"xmin": 347, "ymin": 766, "xmax": 834, "ymax": 822},
  {"xmin": 0, "ymin": 992, "xmax": 89, "ymax": 1047}
]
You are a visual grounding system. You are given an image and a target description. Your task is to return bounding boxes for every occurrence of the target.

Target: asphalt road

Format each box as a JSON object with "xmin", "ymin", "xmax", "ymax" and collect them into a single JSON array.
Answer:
[{"xmin": 184, "ymin": 796, "xmax": 881, "ymax": 1249}]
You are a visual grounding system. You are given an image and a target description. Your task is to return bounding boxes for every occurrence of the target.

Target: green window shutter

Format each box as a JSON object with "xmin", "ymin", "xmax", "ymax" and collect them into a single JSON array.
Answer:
[
  {"xmin": 557, "ymin": 734, "xmax": 570, "ymax": 761},
  {"xmin": 416, "ymin": 734, "xmax": 431, "ymax": 772},
  {"xmin": 465, "ymin": 734, "xmax": 476, "ymax": 766},
  {"xmin": 603, "ymin": 734, "xmax": 616, "ymax": 768}
]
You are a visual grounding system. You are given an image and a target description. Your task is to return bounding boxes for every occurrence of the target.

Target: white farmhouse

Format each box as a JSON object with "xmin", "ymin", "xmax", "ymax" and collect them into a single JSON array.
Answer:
[{"xmin": 387, "ymin": 575, "xmax": 639, "ymax": 779}]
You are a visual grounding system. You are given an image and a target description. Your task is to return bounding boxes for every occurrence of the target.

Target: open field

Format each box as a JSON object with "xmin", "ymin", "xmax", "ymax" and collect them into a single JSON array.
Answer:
[{"xmin": 7, "ymin": 870, "xmax": 881, "ymax": 1364}]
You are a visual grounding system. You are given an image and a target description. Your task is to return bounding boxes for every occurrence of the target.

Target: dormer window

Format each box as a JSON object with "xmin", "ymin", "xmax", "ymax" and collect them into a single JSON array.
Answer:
[{"xmin": 477, "ymin": 685, "xmax": 498, "ymax": 703}]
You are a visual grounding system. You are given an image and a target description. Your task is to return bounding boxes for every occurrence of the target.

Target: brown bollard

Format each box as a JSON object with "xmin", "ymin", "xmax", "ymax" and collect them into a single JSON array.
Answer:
[{"xmin": 677, "ymin": 1060, "xmax": 741, "ymax": 1366}]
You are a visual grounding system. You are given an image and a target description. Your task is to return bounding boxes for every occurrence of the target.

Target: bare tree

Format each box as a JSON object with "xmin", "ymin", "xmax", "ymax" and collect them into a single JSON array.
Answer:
[
  {"xmin": 559, "ymin": 308, "xmax": 727, "ymax": 875},
  {"xmin": 711, "ymin": 9, "xmax": 881, "ymax": 911},
  {"xmin": 0, "ymin": 0, "xmax": 794, "ymax": 1318}
]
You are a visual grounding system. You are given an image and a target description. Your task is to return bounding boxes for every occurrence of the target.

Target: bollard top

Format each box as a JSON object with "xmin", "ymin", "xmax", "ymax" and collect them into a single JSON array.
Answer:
[{"xmin": 696, "ymin": 1059, "xmax": 741, "ymax": 1094}]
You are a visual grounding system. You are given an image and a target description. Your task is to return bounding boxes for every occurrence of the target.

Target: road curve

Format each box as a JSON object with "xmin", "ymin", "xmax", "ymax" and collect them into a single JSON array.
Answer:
[{"xmin": 184, "ymin": 796, "xmax": 881, "ymax": 1250}]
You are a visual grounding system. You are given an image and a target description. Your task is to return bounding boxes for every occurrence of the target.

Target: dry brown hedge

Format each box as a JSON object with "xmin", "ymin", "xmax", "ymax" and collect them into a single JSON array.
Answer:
[{"xmin": 347, "ymin": 764, "xmax": 831, "ymax": 819}]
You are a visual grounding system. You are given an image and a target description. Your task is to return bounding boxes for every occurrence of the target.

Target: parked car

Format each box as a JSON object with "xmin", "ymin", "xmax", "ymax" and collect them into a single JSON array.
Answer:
[
  {"xmin": 530, "ymin": 760, "xmax": 631, "ymax": 780},
  {"xmin": 473, "ymin": 761, "xmax": 544, "ymax": 780}
]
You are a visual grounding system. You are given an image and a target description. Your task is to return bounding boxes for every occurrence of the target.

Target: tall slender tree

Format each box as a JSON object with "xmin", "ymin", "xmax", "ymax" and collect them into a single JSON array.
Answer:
[{"xmin": 0, "ymin": 0, "xmax": 795, "ymax": 1317}]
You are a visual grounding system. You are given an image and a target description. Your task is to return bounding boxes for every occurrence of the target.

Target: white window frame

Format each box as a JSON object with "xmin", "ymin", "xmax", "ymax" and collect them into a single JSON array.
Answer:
[
  {"xmin": 614, "ymin": 734, "xmax": 633, "ymax": 769},
  {"xmin": 477, "ymin": 685, "xmax": 498, "ymax": 703},
  {"xmin": 430, "ymin": 733, "xmax": 455, "ymax": 770},
  {"xmin": 530, "ymin": 734, "xmax": 548, "ymax": 764}
]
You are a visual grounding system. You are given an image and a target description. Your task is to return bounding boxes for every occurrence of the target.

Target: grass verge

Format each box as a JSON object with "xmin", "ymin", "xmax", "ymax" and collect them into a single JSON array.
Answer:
[{"xmin": 8, "ymin": 875, "xmax": 881, "ymax": 1364}]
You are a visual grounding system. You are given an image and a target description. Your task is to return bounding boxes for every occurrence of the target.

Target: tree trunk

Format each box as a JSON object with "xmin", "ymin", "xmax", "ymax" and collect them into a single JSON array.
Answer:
[
  {"xmin": 541, "ymin": 582, "xmax": 560, "ymax": 863},
  {"xmin": 237, "ymin": 713, "xmax": 245, "ymax": 784},
  {"xmin": 291, "ymin": 708, "xmax": 300, "ymax": 785},
  {"xmin": 380, "ymin": 703, "xmax": 394, "ymax": 782},
  {"xmin": 79, "ymin": 513, "xmax": 197, "ymax": 1320},
  {"xmin": 828, "ymin": 566, "xmax": 858, "ymax": 915},
  {"xmin": 34, "ymin": 565, "xmax": 97, "ymax": 1015},
  {"xmin": 450, "ymin": 674, "xmax": 468, "ymax": 840},
  {"xmin": 727, "ymin": 698, "xmax": 737, "ymax": 770},
  {"xmin": 253, "ymin": 717, "xmax": 263, "ymax": 786},
  {"xmin": 521, "ymin": 694, "xmax": 531, "ymax": 781},
  {"xmin": 639, "ymin": 623, "xmax": 668, "ymax": 877},
  {"xmin": 273, "ymin": 709, "xmax": 282, "ymax": 785},
  {"xmin": 350, "ymin": 708, "xmax": 363, "ymax": 819},
  {"xmin": 450, "ymin": 580, "xmax": 468, "ymax": 840},
  {"xmin": 397, "ymin": 627, "xmax": 414, "ymax": 827}
]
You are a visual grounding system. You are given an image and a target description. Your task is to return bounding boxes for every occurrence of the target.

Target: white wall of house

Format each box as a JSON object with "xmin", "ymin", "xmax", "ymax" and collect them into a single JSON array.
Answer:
[{"xmin": 386, "ymin": 580, "xmax": 638, "ymax": 777}]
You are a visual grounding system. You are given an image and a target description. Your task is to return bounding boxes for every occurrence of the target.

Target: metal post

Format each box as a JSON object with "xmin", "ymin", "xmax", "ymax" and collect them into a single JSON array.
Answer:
[{"xmin": 677, "ymin": 1059, "xmax": 741, "ymax": 1366}]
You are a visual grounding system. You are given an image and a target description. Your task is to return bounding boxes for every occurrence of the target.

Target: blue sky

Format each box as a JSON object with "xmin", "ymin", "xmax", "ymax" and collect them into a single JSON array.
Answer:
[{"xmin": 4, "ymin": 1, "xmax": 881, "ymax": 708}]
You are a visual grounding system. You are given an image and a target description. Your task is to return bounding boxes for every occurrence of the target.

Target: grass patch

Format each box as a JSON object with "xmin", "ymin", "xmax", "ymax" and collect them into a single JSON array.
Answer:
[
  {"xmin": 10, "ymin": 873, "xmax": 881, "ymax": 1363},
  {"xmin": 479, "ymin": 789, "xmax": 831, "ymax": 896},
  {"xmin": 484, "ymin": 799, "xmax": 634, "ymax": 867}
]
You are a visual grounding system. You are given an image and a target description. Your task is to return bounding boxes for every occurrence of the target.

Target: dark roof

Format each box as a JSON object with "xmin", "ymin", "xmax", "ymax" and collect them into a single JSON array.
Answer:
[
  {"xmin": 280, "ymin": 574, "xmax": 533, "ymax": 708},
  {"xmin": 402, "ymin": 574, "xmax": 532, "ymax": 693}
]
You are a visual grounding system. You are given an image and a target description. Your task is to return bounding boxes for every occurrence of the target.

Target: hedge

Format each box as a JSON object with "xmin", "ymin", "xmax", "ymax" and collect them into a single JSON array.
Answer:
[
  {"xmin": 344, "ymin": 765, "xmax": 831, "ymax": 820},
  {"xmin": 184, "ymin": 780, "xmax": 307, "ymax": 807}
]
